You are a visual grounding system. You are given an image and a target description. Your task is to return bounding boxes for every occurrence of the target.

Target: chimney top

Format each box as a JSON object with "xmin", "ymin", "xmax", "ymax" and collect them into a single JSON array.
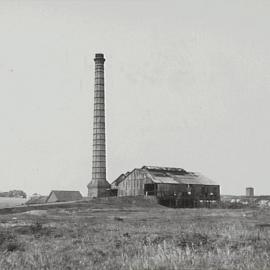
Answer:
[
  {"xmin": 95, "ymin": 53, "xmax": 104, "ymax": 58},
  {"xmin": 94, "ymin": 53, "xmax": 105, "ymax": 61}
]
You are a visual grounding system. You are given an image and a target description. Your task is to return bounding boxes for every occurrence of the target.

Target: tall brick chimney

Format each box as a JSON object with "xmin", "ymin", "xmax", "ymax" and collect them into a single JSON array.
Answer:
[{"xmin": 87, "ymin": 53, "xmax": 111, "ymax": 197}]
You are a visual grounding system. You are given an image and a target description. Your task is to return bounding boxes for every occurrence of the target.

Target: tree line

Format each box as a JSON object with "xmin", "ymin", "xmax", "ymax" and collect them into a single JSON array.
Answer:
[{"xmin": 0, "ymin": 190, "xmax": 27, "ymax": 198}]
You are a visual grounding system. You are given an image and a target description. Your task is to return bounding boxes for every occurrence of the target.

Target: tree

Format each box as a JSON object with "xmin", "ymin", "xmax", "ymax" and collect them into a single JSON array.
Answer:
[{"xmin": 8, "ymin": 190, "xmax": 27, "ymax": 198}]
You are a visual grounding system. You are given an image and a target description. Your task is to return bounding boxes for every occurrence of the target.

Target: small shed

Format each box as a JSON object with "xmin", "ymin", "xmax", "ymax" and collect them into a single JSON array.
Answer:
[{"xmin": 46, "ymin": 190, "xmax": 83, "ymax": 203}]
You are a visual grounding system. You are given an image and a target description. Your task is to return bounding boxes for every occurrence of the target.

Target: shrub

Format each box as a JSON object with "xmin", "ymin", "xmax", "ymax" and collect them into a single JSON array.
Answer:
[
  {"xmin": 30, "ymin": 220, "xmax": 43, "ymax": 234},
  {"xmin": 0, "ymin": 230, "xmax": 23, "ymax": 252}
]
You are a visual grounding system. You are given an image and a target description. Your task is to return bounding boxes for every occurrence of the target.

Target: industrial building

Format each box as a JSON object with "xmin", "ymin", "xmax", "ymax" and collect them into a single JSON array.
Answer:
[
  {"xmin": 86, "ymin": 53, "xmax": 220, "ymax": 207},
  {"xmin": 112, "ymin": 166, "xmax": 220, "ymax": 207}
]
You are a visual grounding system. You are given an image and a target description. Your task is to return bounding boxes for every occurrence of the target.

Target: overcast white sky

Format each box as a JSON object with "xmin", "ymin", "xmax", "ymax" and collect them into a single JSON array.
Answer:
[{"xmin": 0, "ymin": 0, "xmax": 270, "ymax": 196}]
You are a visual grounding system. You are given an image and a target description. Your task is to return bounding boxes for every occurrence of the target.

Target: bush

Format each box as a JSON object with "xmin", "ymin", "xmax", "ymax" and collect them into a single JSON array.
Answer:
[
  {"xmin": 30, "ymin": 220, "xmax": 43, "ymax": 234},
  {"xmin": 0, "ymin": 230, "xmax": 23, "ymax": 252}
]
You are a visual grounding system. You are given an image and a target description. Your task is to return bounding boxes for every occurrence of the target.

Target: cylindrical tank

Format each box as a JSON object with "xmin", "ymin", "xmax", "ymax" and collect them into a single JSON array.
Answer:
[{"xmin": 246, "ymin": 187, "xmax": 254, "ymax": 197}]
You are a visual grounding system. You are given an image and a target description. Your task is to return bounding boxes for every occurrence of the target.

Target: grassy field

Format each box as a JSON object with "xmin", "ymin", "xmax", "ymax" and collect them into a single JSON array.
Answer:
[
  {"xmin": 0, "ymin": 197, "xmax": 27, "ymax": 209},
  {"xmin": 0, "ymin": 197, "xmax": 270, "ymax": 270}
]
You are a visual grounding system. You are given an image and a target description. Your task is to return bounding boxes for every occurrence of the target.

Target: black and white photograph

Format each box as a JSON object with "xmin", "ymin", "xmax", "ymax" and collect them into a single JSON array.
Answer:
[{"xmin": 0, "ymin": 0, "xmax": 270, "ymax": 269}]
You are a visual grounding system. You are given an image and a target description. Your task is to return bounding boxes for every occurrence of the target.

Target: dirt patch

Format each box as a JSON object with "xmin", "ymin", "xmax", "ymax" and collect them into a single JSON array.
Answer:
[{"xmin": 24, "ymin": 210, "xmax": 48, "ymax": 216}]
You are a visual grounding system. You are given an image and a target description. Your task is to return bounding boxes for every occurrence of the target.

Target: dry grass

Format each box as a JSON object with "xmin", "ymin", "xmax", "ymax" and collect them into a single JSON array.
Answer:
[{"xmin": 0, "ymin": 198, "xmax": 270, "ymax": 269}]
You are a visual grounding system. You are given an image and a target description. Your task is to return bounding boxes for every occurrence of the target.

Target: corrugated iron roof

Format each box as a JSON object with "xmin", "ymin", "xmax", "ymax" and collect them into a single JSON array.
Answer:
[
  {"xmin": 171, "ymin": 173, "xmax": 217, "ymax": 185},
  {"xmin": 113, "ymin": 166, "xmax": 218, "ymax": 186},
  {"xmin": 143, "ymin": 166, "xmax": 217, "ymax": 186},
  {"xmin": 142, "ymin": 166, "xmax": 187, "ymax": 174},
  {"xmin": 151, "ymin": 176, "xmax": 179, "ymax": 184}
]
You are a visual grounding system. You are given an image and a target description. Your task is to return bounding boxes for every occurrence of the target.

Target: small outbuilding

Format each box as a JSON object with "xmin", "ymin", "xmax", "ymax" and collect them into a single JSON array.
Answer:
[{"xmin": 46, "ymin": 190, "xmax": 83, "ymax": 203}]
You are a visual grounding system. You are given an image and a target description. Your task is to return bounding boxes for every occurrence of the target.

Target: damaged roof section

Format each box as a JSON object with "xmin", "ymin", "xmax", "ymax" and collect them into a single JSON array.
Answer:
[
  {"xmin": 142, "ymin": 166, "xmax": 187, "ymax": 175},
  {"xmin": 114, "ymin": 166, "xmax": 218, "ymax": 186},
  {"xmin": 150, "ymin": 173, "xmax": 217, "ymax": 185},
  {"xmin": 143, "ymin": 166, "xmax": 217, "ymax": 185}
]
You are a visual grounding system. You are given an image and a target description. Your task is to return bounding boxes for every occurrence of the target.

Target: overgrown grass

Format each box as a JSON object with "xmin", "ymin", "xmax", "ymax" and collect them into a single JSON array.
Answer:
[{"xmin": 0, "ymin": 201, "xmax": 270, "ymax": 269}]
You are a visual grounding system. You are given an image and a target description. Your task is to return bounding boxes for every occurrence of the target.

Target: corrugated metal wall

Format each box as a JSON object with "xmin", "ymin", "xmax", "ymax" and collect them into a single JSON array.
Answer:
[
  {"xmin": 118, "ymin": 169, "xmax": 152, "ymax": 196},
  {"xmin": 117, "ymin": 169, "xmax": 220, "ymax": 201}
]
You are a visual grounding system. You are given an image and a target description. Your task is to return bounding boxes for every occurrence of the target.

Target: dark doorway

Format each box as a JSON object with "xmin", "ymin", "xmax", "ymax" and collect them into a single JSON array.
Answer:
[{"xmin": 144, "ymin": 184, "xmax": 157, "ymax": 195}]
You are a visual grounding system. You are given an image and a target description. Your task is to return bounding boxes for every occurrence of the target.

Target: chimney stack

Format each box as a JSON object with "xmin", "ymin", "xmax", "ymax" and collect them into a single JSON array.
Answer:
[{"xmin": 87, "ymin": 53, "xmax": 111, "ymax": 197}]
